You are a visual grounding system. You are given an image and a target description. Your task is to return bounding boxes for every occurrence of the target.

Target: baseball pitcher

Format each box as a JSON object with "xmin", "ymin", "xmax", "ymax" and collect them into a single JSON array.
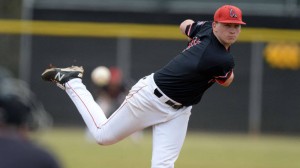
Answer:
[{"xmin": 41, "ymin": 5, "xmax": 245, "ymax": 168}]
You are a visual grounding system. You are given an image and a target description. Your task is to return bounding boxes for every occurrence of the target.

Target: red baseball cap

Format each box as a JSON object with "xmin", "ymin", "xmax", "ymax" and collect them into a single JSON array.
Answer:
[{"xmin": 214, "ymin": 5, "xmax": 246, "ymax": 25}]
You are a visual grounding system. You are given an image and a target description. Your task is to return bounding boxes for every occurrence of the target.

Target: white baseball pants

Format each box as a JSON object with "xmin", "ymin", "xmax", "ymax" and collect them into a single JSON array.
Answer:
[{"xmin": 65, "ymin": 73, "xmax": 192, "ymax": 168}]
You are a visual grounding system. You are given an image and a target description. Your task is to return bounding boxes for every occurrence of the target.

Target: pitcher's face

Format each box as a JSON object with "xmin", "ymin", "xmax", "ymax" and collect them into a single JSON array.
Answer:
[{"xmin": 213, "ymin": 22, "xmax": 241, "ymax": 48}]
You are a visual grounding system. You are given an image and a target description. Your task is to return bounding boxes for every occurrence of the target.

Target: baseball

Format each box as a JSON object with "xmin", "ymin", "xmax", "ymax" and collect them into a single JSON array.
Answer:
[{"xmin": 91, "ymin": 66, "xmax": 111, "ymax": 86}]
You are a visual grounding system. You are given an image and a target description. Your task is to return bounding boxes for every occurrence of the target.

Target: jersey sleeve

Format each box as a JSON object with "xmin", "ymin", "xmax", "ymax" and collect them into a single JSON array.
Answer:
[
  {"xmin": 214, "ymin": 69, "xmax": 233, "ymax": 84},
  {"xmin": 213, "ymin": 60, "xmax": 235, "ymax": 83},
  {"xmin": 205, "ymin": 60, "xmax": 234, "ymax": 84},
  {"xmin": 185, "ymin": 21, "xmax": 207, "ymax": 38}
]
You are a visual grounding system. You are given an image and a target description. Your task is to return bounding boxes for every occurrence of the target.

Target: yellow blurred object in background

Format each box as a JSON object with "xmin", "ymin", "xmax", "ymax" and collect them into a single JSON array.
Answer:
[{"xmin": 264, "ymin": 42, "xmax": 300, "ymax": 70}]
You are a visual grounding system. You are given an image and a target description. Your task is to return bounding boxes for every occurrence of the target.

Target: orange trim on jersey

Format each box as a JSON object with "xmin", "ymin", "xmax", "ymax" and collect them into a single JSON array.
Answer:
[{"xmin": 215, "ymin": 70, "xmax": 232, "ymax": 79}]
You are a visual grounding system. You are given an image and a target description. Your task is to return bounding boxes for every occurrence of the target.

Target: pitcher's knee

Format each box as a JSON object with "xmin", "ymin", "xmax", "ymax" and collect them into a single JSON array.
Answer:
[
  {"xmin": 96, "ymin": 135, "xmax": 119, "ymax": 146},
  {"xmin": 151, "ymin": 160, "xmax": 175, "ymax": 168}
]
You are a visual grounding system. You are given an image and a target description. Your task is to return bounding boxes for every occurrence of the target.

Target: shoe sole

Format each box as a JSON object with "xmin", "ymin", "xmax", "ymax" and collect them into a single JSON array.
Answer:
[{"xmin": 41, "ymin": 66, "xmax": 84, "ymax": 76}]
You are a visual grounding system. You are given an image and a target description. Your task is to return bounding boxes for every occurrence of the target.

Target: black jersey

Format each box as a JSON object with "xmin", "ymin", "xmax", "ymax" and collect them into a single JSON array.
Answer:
[{"xmin": 154, "ymin": 21, "xmax": 234, "ymax": 106}]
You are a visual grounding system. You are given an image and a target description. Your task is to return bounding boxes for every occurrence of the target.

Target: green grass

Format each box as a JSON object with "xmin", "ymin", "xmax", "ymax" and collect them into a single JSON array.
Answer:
[{"xmin": 33, "ymin": 128, "xmax": 300, "ymax": 168}]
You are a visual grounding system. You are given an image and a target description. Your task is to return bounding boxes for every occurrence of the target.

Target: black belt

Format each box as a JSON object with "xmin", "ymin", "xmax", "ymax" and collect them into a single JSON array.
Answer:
[{"xmin": 154, "ymin": 88, "xmax": 183, "ymax": 110}]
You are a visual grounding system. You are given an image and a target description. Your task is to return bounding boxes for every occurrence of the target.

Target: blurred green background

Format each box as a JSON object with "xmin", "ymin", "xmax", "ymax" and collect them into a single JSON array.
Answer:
[{"xmin": 35, "ymin": 128, "xmax": 300, "ymax": 168}]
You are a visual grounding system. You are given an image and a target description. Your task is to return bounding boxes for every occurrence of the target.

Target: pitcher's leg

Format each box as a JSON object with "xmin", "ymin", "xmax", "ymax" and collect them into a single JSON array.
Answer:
[
  {"xmin": 65, "ymin": 78, "xmax": 167, "ymax": 145},
  {"xmin": 65, "ymin": 79, "xmax": 107, "ymax": 136},
  {"xmin": 66, "ymin": 79, "xmax": 140, "ymax": 145},
  {"xmin": 151, "ymin": 111, "xmax": 191, "ymax": 168}
]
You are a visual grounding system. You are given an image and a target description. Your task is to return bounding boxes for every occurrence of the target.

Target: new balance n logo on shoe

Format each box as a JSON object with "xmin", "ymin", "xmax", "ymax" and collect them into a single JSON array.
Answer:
[
  {"xmin": 41, "ymin": 65, "xmax": 84, "ymax": 90},
  {"xmin": 55, "ymin": 72, "xmax": 65, "ymax": 81}
]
